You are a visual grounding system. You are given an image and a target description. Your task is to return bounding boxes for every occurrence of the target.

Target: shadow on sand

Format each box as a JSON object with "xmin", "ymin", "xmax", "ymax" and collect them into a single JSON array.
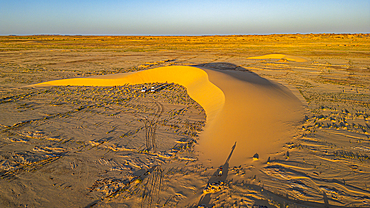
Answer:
[
  {"xmin": 197, "ymin": 142, "xmax": 236, "ymax": 207},
  {"xmin": 195, "ymin": 62, "xmax": 277, "ymax": 87}
]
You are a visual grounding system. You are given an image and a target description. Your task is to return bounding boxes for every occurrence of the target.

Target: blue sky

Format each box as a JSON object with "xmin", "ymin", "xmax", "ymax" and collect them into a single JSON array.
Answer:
[{"xmin": 0, "ymin": 0, "xmax": 369, "ymax": 35}]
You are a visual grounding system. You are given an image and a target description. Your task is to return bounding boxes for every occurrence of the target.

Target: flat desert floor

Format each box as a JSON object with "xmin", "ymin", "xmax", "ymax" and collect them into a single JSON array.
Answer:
[{"xmin": 0, "ymin": 34, "xmax": 370, "ymax": 207}]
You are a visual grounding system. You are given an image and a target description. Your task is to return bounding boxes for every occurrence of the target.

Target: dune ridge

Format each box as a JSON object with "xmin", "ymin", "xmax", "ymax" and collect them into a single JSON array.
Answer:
[
  {"xmin": 32, "ymin": 66, "xmax": 303, "ymax": 166},
  {"xmin": 32, "ymin": 66, "xmax": 225, "ymax": 123}
]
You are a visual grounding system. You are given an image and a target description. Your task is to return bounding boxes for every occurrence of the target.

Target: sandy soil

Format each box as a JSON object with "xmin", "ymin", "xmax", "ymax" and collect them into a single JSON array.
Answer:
[{"xmin": 0, "ymin": 34, "xmax": 370, "ymax": 207}]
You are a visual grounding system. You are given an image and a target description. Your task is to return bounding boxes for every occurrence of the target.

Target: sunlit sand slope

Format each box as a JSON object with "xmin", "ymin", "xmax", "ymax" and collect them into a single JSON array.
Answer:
[
  {"xmin": 33, "ymin": 66, "xmax": 304, "ymax": 166},
  {"xmin": 247, "ymin": 54, "xmax": 307, "ymax": 62},
  {"xmin": 32, "ymin": 66, "xmax": 225, "ymax": 123}
]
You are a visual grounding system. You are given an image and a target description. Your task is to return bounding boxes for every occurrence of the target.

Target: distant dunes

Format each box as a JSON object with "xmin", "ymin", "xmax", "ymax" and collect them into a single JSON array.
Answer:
[{"xmin": 247, "ymin": 54, "xmax": 307, "ymax": 62}]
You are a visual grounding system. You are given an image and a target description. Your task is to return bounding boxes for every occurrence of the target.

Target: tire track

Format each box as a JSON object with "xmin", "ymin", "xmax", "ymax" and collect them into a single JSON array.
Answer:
[
  {"xmin": 141, "ymin": 166, "xmax": 163, "ymax": 208},
  {"xmin": 141, "ymin": 98, "xmax": 163, "ymax": 152}
]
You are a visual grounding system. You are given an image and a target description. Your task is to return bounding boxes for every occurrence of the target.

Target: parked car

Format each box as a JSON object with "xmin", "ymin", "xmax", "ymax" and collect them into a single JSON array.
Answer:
[{"xmin": 141, "ymin": 87, "xmax": 148, "ymax": 92}]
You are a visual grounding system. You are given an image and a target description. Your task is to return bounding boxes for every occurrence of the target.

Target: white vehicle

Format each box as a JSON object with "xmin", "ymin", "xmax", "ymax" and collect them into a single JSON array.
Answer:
[
  {"xmin": 141, "ymin": 87, "xmax": 148, "ymax": 92},
  {"xmin": 150, "ymin": 87, "xmax": 156, "ymax": 92}
]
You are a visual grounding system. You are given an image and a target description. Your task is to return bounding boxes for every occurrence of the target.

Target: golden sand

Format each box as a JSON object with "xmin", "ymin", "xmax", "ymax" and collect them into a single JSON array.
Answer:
[
  {"xmin": 33, "ymin": 66, "xmax": 225, "ymax": 123},
  {"xmin": 247, "ymin": 54, "xmax": 307, "ymax": 62},
  {"xmin": 3, "ymin": 34, "xmax": 370, "ymax": 207},
  {"xmin": 33, "ymin": 66, "xmax": 303, "ymax": 166}
]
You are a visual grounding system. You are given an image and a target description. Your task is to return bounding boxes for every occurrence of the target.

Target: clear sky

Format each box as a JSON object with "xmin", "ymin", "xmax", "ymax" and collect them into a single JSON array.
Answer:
[{"xmin": 1, "ymin": 0, "xmax": 369, "ymax": 35}]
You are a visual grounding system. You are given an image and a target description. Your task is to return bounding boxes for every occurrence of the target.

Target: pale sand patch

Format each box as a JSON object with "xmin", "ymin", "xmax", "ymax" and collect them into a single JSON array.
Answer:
[
  {"xmin": 32, "ymin": 66, "xmax": 304, "ymax": 166},
  {"xmin": 247, "ymin": 54, "xmax": 307, "ymax": 62}
]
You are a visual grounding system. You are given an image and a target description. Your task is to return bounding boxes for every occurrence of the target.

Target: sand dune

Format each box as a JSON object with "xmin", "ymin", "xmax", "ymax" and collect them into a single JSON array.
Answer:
[
  {"xmin": 3, "ymin": 35, "xmax": 370, "ymax": 207},
  {"xmin": 197, "ymin": 68, "xmax": 304, "ymax": 166},
  {"xmin": 32, "ymin": 66, "xmax": 304, "ymax": 166},
  {"xmin": 247, "ymin": 54, "xmax": 307, "ymax": 62},
  {"xmin": 32, "ymin": 66, "xmax": 225, "ymax": 123}
]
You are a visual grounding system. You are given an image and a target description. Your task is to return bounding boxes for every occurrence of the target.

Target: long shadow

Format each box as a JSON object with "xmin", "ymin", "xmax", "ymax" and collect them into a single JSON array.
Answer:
[
  {"xmin": 323, "ymin": 191, "xmax": 329, "ymax": 208},
  {"xmin": 230, "ymin": 180, "xmax": 358, "ymax": 208},
  {"xmin": 197, "ymin": 142, "xmax": 236, "ymax": 207}
]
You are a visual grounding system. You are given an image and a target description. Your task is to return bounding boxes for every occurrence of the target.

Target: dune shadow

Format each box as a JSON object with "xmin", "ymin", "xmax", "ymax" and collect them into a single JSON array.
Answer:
[
  {"xmin": 195, "ymin": 62, "xmax": 307, "ymax": 106},
  {"xmin": 195, "ymin": 62, "xmax": 276, "ymax": 87},
  {"xmin": 196, "ymin": 62, "xmax": 249, "ymax": 72},
  {"xmin": 198, "ymin": 142, "xmax": 236, "ymax": 207}
]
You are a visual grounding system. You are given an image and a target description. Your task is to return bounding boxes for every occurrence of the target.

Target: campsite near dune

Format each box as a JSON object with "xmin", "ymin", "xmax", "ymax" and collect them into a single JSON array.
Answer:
[{"xmin": 1, "ymin": 34, "xmax": 370, "ymax": 207}]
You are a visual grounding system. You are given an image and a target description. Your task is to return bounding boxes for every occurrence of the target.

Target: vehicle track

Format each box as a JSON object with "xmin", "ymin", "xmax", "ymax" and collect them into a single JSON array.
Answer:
[
  {"xmin": 141, "ymin": 165, "xmax": 163, "ymax": 208},
  {"xmin": 141, "ymin": 98, "xmax": 163, "ymax": 152}
]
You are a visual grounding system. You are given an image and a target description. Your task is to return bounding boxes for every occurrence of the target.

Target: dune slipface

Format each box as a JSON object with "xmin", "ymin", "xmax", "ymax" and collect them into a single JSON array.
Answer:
[
  {"xmin": 33, "ymin": 66, "xmax": 303, "ymax": 166},
  {"xmin": 197, "ymin": 68, "xmax": 304, "ymax": 166}
]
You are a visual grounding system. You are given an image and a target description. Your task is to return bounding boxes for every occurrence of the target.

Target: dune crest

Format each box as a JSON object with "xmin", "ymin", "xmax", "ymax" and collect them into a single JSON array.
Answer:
[
  {"xmin": 32, "ymin": 66, "xmax": 225, "ymax": 123},
  {"xmin": 247, "ymin": 54, "xmax": 307, "ymax": 62},
  {"xmin": 33, "ymin": 66, "xmax": 303, "ymax": 166}
]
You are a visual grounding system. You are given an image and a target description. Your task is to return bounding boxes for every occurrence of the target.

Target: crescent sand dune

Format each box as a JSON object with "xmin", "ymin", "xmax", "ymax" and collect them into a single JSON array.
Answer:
[
  {"xmin": 32, "ymin": 66, "xmax": 225, "ymax": 123},
  {"xmin": 247, "ymin": 54, "xmax": 307, "ymax": 62},
  {"xmin": 32, "ymin": 65, "xmax": 304, "ymax": 166}
]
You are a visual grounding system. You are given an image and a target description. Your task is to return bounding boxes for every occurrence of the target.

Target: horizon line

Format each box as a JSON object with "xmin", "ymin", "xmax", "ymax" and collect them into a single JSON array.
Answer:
[{"xmin": 2, "ymin": 32, "xmax": 370, "ymax": 37}]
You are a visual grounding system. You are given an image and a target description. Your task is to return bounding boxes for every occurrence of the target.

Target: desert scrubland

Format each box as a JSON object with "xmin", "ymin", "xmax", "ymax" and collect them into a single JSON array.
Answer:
[{"xmin": 0, "ymin": 34, "xmax": 370, "ymax": 207}]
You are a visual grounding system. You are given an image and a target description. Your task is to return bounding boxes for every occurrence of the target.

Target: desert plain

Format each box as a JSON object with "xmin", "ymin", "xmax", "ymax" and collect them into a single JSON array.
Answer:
[{"xmin": 0, "ymin": 34, "xmax": 370, "ymax": 207}]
